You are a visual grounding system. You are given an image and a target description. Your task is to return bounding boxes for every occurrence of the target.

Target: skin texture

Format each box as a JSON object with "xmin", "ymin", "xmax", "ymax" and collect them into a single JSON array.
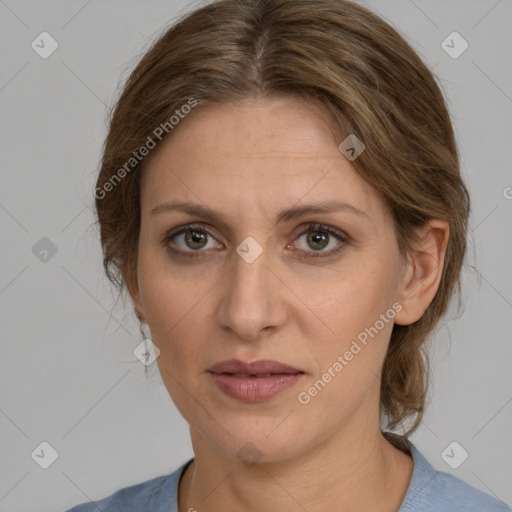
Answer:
[{"xmin": 129, "ymin": 96, "xmax": 449, "ymax": 511}]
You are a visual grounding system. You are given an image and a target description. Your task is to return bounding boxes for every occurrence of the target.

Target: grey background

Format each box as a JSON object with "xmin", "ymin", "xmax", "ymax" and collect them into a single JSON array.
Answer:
[{"xmin": 0, "ymin": 0, "xmax": 511, "ymax": 510}]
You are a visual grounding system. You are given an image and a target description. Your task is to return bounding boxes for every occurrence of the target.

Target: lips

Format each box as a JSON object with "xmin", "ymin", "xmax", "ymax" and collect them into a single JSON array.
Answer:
[
  {"xmin": 208, "ymin": 359, "xmax": 305, "ymax": 402},
  {"xmin": 208, "ymin": 359, "xmax": 304, "ymax": 376}
]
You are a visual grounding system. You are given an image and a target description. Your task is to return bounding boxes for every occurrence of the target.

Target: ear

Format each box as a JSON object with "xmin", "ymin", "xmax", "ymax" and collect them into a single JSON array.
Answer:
[
  {"xmin": 394, "ymin": 219, "xmax": 449, "ymax": 326},
  {"xmin": 125, "ymin": 271, "xmax": 146, "ymax": 324}
]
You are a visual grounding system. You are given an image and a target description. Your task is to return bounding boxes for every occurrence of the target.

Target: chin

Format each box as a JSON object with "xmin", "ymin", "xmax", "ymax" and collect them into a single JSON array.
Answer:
[{"xmin": 199, "ymin": 415, "xmax": 316, "ymax": 465}]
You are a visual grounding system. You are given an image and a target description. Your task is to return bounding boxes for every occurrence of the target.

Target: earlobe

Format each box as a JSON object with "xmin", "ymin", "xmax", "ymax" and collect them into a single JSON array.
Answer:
[
  {"xmin": 126, "ymin": 274, "xmax": 146, "ymax": 324},
  {"xmin": 394, "ymin": 220, "xmax": 449, "ymax": 326},
  {"xmin": 133, "ymin": 299, "xmax": 146, "ymax": 324}
]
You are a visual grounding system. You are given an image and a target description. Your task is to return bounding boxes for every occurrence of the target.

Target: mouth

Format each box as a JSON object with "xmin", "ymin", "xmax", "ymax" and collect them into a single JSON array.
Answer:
[
  {"xmin": 208, "ymin": 359, "xmax": 305, "ymax": 402},
  {"xmin": 208, "ymin": 358, "xmax": 304, "ymax": 376},
  {"xmin": 219, "ymin": 373, "xmax": 288, "ymax": 378}
]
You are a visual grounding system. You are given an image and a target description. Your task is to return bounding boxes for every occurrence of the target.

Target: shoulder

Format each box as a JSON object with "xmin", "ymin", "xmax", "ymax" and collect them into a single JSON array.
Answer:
[
  {"xmin": 400, "ymin": 442, "xmax": 511, "ymax": 512},
  {"xmin": 64, "ymin": 459, "xmax": 192, "ymax": 512}
]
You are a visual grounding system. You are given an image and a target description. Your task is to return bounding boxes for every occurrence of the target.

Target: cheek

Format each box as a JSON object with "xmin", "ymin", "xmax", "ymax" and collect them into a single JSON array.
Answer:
[
  {"xmin": 138, "ymin": 241, "xmax": 214, "ymax": 321},
  {"xmin": 298, "ymin": 259, "xmax": 398, "ymax": 395},
  {"xmin": 137, "ymin": 252, "xmax": 211, "ymax": 365},
  {"xmin": 137, "ymin": 255, "xmax": 225, "ymax": 429},
  {"xmin": 298, "ymin": 282, "xmax": 395, "ymax": 427},
  {"xmin": 298, "ymin": 257, "xmax": 397, "ymax": 342}
]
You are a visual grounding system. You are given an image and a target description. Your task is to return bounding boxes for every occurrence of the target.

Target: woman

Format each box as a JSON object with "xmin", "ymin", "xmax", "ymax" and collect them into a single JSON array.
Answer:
[{"xmin": 67, "ymin": 0, "xmax": 511, "ymax": 510}]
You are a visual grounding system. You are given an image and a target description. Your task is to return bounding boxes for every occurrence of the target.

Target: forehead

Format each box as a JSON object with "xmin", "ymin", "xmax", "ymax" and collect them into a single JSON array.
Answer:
[
  {"xmin": 145, "ymin": 96, "xmax": 340, "ymax": 164},
  {"xmin": 140, "ymin": 97, "xmax": 385, "ymax": 222}
]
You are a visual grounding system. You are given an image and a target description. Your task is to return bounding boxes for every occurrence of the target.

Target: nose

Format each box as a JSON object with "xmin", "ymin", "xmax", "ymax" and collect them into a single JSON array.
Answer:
[{"xmin": 216, "ymin": 241, "xmax": 288, "ymax": 342}]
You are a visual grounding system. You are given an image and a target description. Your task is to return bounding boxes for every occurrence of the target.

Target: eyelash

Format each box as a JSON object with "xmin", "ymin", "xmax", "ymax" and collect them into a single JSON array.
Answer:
[{"xmin": 161, "ymin": 223, "xmax": 348, "ymax": 261}]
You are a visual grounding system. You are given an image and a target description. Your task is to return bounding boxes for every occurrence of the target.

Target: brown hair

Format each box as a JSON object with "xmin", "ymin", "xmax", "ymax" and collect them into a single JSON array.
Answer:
[{"xmin": 95, "ymin": 0, "xmax": 470, "ymax": 436}]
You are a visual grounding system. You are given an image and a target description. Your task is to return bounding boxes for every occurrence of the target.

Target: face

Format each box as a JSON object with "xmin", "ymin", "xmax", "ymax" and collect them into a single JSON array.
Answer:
[{"xmin": 133, "ymin": 96, "xmax": 412, "ymax": 463}]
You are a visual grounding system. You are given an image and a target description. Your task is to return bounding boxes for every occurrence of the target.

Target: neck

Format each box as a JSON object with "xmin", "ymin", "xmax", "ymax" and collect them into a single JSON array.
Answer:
[{"xmin": 178, "ymin": 423, "xmax": 413, "ymax": 512}]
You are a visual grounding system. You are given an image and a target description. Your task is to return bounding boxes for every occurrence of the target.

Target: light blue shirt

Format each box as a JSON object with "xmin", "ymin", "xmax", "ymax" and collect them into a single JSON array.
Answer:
[{"xmin": 66, "ymin": 441, "xmax": 511, "ymax": 511}]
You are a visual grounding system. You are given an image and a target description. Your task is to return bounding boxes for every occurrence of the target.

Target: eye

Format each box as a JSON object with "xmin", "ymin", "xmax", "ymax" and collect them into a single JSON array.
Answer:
[
  {"xmin": 162, "ymin": 222, "xmax": 348, "ymax": 260},
  {"xmin": 162, "ymin": 223, "xmax": 222, "ymax": 258},
  {"xmin": 291, "ymin": 223, "xmax": 347, "ymax": 259}
]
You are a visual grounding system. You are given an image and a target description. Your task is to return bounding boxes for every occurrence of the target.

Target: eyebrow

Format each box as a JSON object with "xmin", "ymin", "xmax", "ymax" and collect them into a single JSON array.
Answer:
[{"xmin": 150, "ymin": 200, "xmax": 368, "ymax": 224}]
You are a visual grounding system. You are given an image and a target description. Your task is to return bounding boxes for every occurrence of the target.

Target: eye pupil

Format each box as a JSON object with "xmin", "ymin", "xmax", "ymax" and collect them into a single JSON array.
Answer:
[
  {"xmin": 185, "ymin": 229, "xmax": 207, "ymax": 249},
  {"xmin": 307, "ymin": 231, "xmax": 328, "ymax": 250}
]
